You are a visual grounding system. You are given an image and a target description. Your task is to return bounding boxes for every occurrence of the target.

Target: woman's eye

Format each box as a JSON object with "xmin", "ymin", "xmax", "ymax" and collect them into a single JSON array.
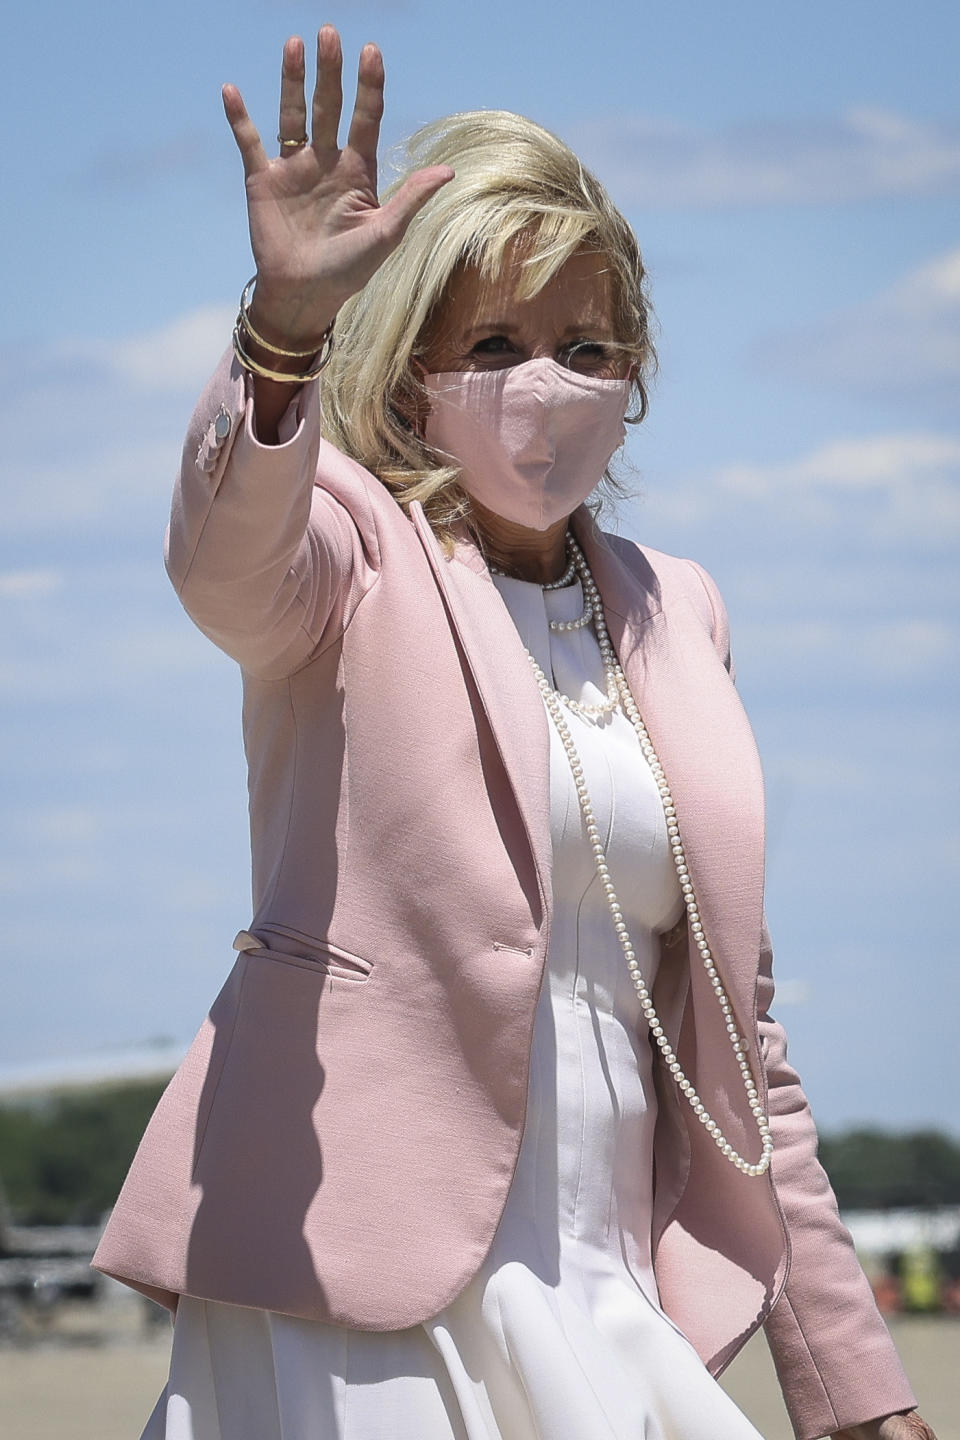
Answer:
[
  {"xmin": 471, "ymin": 335, "xmax": 514, "ymax": 355},
  {"xmin": 565, "ymin": 341, "xmax": 610, "ymax": 365}
]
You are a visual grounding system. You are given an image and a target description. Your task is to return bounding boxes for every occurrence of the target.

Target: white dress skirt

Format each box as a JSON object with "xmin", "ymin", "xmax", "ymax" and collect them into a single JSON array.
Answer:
[{"xmin": 142, "ymin": 573, "xmax": 764, "ymax": 1440}]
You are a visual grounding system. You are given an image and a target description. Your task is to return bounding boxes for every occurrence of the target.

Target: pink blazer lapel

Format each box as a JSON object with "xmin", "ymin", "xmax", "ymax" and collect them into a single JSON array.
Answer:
[
  {"xmin": 410, "ymin": 502, "xmax": 553, "ymax": 924},
  {"xmin": 574, "ymin": 509, "xmax": 766, "ymax": 1031},
  {"xmin": 411, "ymin": 500, "xmax": 766, "ymax": 1034}
]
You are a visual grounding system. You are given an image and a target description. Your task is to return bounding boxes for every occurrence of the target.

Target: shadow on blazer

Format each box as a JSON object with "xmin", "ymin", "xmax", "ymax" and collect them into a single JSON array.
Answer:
[{"xmin": 91, "ymin": 350, "xmax": 915, "ymax": 1440}]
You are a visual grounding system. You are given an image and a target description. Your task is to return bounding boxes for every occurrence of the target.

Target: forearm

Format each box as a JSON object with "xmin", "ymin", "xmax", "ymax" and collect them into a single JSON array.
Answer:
[
  {"xmin": 165, "ymin": 345, "xmax": 352, "ymax": 676},
  {"xmin": 757, "ymin": 921, "xmax": 916, "ymax": 1439},
  {"xmin": 250, "ymin": 373, "xmax": 307, "ymax": 445},
  {"xmin": 242, "ymin": 282, "xmax": 338, "ymax": 444},
  {"xmin": 686, "ymin": 536, "xmax": 922, "ymax": 1440}
]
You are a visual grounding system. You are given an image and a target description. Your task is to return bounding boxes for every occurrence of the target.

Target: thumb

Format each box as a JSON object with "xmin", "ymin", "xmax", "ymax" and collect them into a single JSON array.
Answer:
[{"xmin": 376, "ymin": 165, "xmax": 455, "ymax": 247}]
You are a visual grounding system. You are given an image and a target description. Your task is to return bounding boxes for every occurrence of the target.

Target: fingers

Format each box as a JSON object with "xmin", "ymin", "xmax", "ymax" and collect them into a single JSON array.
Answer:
[
  {"xmin": 222, "ymin": 84, "xmax": 268, "ymax": 178},
  {"xmin": 377, "ymin": 165, "xmax": 456, "ymax": 246},
  {"xmin": 278, "ymin": 36, "xmax": 309, "ymax": 153},
  {"xmin": 346, "ymin": 43, "xmax": 385, "ymax": 174},
  {"xmin": 311, "ymin": 24, "xmax": 343, "ymax": 152},
  {"xmin": 226, "ymin": 30, "xmax": 396, "ymax": 184}
]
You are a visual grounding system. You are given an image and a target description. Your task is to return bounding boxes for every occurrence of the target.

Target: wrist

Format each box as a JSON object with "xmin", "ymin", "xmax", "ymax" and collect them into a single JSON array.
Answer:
[
  {"xmin": 232, "ymin": 321, "xmax": 330, "ymax": 386},
  {"xmin": 239, "ymin": 327, "xmax": 316, "ymax": 377},
  {"xmin": 232, "ymin": 275, "xmax": 336, "ymax": 387},
  {"xmin": 247, "ymin": 282, "xmax": 338, "ymax": 355}
]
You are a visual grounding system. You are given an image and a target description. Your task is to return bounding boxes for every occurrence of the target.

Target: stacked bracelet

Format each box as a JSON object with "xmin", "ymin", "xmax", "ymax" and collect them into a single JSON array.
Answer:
[{"xmin": 232, "ymin": 275, "xmax": 335, "ymax": 384}]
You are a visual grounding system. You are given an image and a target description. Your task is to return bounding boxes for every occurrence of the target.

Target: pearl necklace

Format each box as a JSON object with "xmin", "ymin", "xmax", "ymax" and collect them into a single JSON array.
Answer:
[
  {"xmin": 489, "ymin": 545, "xmax": 591, "ymax": 628},
  {"xmin": 489, "ymin": 550, "xmax": 576, "ymax": 591},
  {"xmin": 503, "ymin": 534, "xmax": 773, "ymax": 1178},
  {"xmin": 491, "ymin": 542, "xmax": 618, "ymax": 718}
]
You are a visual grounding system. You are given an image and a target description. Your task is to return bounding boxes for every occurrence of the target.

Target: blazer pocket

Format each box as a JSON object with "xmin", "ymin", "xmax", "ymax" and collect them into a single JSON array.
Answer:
[{"xmin": 233, "ymin": 925, "xmax": 374, "ymax": 982}]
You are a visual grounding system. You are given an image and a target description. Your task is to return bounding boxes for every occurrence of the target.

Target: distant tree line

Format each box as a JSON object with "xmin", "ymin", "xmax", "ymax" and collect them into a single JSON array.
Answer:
[
  {"xmin": 0, "ymin": 1082, "xmax": 167, "ymax": 1227},
  {"xmin": 1, "ymin": 1083, "xmax": 960, "ymax": 1227},
  {"xmin": 816, "ymin": 1129, "xmax": 960, "ymax": 1212}
]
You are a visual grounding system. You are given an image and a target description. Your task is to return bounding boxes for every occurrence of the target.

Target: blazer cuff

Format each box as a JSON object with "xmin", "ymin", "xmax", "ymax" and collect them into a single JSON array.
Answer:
[
  {"xmin": 242, "ymin": 370, "xmax": 319, "ymax": 448},
  {"xmin": 765, "ymin": 1291, "xmax": 917, "ymax": 1440}
]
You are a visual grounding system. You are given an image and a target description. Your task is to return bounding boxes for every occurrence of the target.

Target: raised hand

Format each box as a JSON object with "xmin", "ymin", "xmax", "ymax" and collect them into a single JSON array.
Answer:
[{"xmin": 222, "ymin": 26, "xmax": 454, "ymax": 353}]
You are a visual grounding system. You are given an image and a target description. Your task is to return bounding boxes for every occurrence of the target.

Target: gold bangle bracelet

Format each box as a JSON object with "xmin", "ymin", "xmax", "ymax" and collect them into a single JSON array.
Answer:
[
  {"xmin": 238, "ymin": 277, "xmax": 335, "ymax": 359},
  {"xmin": 232, "ymin": 324, "xmax": 333, "ymax": 384}
]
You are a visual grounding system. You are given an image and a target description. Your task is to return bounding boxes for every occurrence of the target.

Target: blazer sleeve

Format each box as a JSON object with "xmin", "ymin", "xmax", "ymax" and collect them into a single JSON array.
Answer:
[
  {"xmin": 686, "ymin": 559, "xmax": 918, "ymax": 1440},
  {"xmin": 164, "ymin": 345, "xmax": 381, "ymax": 680},
  {"xmin": 755, "ymin": 919, "xmax": 917, "ymax": 1439}
]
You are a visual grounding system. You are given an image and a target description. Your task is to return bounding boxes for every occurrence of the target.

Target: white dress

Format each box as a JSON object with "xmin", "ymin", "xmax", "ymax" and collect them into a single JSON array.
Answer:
[{"xmin": 142, "ymin": 574, "xmax": 764, "ymax": 1440}]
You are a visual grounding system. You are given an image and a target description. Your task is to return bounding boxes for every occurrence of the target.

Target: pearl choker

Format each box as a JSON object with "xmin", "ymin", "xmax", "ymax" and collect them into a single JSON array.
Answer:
[
  {"xmin": 488, "ymin": 550, "xmax": 577, "ymax": 591},
  {"xmin": 496, "ymin": 534, "xmax": 773, "ymax": 1177}
]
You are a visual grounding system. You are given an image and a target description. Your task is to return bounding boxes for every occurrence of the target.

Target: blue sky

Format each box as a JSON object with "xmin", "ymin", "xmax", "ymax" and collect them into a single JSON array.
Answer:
[{"xmin": 1, "ymin": 0, "xmax": 957, "ymax": 1134}]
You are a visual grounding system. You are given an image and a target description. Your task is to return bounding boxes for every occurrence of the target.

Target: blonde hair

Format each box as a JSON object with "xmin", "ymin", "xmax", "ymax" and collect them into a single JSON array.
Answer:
[{"xmin": 319, "ymin": 110, "xmax": 657, "ymax": 544}]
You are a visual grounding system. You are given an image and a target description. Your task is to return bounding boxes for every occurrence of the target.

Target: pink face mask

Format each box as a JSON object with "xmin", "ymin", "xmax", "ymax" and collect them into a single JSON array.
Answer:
[{"xmin": 423, "ymin": 358, "xmax": 631, "ymax": 531}]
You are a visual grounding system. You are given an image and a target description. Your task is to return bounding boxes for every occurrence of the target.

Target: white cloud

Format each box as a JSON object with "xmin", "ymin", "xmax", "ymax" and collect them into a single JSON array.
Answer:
[
  {"xmin": 0, "ymin": 615, "xmax": 216, "ymax": 703},
  {"xmin": 639, "ymin": 429, "xmax": 960, "ymax": 547},
  {"xmin": 20, "ymin": 806, "xmax": 104, "ymax": 846},
  {"xmin": 721, "ymin": 431, "xmax": 960, "ymax": 545},
  {"xmin": 718, "ymin": 432, "xmax": 960, "ymax": 495},
  {"xmin": 752, "ymin": 246, "xmax": 960, "ymax": 393},
  {"xmin": 764, "ymin": 750, "xmax": 871, "ymax": 792},
  {"xmin": 769, "ymin": 979, "xmax": 809, "ymax": 1007},
  {"xmin": 736, "ymin": 617, "xmax": 958, "ymax": 678},
  {"xmin": 0, "ymin": 856, "xmax": 111, "ymax": 896},
  {"xmin": 0, "ymin": 300, "xmax": 236, "ymax": 539},
  {"xmin": 0, "ymin": 800, "xmax": 243, "ymax": 902},
  {"xmin": 3, "ymin": 441, "xmax": 177, "ymax": 538},
  {"xmin": 56, "ymin": 303, "xmax": 235, "ymax": 395},
  {"xmin": 0, "ymin": 568, "xmax": 63, "ymax": 598},
  {"xmin": 574, "ymin": 107, "xmax": 960, "ymax": 210}
]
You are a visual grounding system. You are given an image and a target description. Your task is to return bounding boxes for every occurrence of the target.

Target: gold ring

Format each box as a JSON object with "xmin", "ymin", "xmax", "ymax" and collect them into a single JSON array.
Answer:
[{"xmin": 278, "ymin": 133, "xmax": 309, "ymax": 149}]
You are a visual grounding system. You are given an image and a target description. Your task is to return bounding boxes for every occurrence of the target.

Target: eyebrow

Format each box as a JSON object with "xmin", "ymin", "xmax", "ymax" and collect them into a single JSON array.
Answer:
[
  {"xmin": 462, "ymin": 320, "xmax": 517, "ymax": 339},
  {"xmin": 461, "ymin": 320, "xmax": 617, "ymax": 341}
]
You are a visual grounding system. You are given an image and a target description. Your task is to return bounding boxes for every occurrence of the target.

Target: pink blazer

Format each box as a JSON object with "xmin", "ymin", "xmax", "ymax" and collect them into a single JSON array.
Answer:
[{"xmin": 92, "ymin": 350, "xmax": 915, "ymax": 1440}]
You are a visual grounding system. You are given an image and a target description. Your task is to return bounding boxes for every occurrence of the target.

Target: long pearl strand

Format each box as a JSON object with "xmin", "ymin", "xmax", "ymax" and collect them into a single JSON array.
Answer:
[{"xmin": 513, "ymin": 533, "xmax": 773, "ymax": 1178}]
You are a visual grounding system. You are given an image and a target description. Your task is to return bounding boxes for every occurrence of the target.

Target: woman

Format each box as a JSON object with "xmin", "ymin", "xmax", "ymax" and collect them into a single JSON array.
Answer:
[{"xmin": 91, "ymin": 28, "xmax": 935, "ymax": 1440}]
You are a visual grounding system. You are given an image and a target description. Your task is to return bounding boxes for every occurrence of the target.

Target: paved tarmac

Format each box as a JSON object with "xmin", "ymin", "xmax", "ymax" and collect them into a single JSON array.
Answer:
[{"xmin": 0, "ymin": 1299, "xmax": 956, "ymax": 1439}]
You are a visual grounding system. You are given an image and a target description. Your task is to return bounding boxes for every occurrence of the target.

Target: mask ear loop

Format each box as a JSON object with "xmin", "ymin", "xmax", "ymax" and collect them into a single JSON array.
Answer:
[{"xmin": 625, "ymin": 354, "xmax": 647, "ymax": 427}]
